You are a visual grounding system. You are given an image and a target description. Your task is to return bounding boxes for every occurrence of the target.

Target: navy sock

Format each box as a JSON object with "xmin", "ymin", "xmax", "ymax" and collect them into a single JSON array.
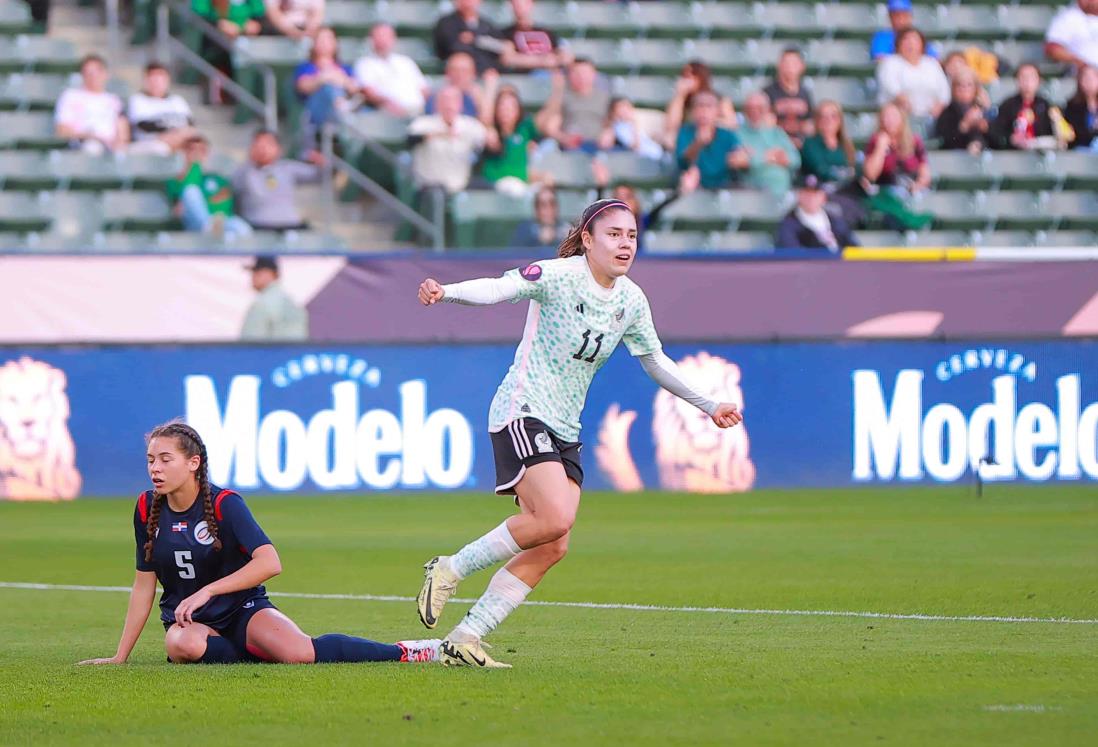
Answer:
[
  {"xmin": 198, "ymin": 635, "xmax": 241, "ymax": 664},
  {"xmin": 311, "ymin": 634, "xmax": 402, "ymax": 663}
]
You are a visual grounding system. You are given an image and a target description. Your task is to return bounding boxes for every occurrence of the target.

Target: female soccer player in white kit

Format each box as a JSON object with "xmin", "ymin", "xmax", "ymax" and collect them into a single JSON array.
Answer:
[{"xmin": 415, "ymin": 198, "xmax": 743, "ymax": 667}]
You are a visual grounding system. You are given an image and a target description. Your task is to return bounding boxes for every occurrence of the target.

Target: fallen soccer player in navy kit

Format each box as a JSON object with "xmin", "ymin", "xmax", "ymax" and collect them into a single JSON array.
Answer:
[{"xmin": 78, "ymin": 421, "xmax": 440, "ymax": 666}]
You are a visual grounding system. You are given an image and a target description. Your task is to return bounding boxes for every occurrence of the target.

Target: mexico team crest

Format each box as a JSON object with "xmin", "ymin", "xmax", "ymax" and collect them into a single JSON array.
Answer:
[{"xmin": 0, "ymin": 357, "xmax": 82, "ymax": 501}]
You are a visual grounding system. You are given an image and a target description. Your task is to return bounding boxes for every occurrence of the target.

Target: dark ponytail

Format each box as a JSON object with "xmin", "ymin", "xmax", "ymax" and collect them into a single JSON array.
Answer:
[
  {"xmin": 557, "ymin": 198, "xmax": 633, "ymax": 258},
  {"xmin": 144, "ymin": 421, "xmax": 221, "ymax": 563}
]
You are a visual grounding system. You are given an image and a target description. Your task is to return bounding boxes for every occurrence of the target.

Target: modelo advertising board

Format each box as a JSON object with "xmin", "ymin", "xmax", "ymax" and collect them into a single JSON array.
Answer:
[{"xmin": 0, "ymin": 340, "xmax": 1095, "ymax": 499}]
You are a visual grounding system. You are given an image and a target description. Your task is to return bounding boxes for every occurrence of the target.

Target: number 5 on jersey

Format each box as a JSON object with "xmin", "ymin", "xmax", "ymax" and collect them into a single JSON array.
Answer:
[
  {"xmin": 572, "ymin": 329, "xmax": 604, "ymax": 363},
  {"xmin": 174, "ymin": 550, "xmax": 195, "ymax": 579}
]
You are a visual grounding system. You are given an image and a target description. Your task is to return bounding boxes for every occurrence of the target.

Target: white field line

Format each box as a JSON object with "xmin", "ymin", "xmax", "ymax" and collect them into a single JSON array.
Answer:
[{"xmin": 2, "ymin": 581, "xmax": 1097, "ymax": 626}]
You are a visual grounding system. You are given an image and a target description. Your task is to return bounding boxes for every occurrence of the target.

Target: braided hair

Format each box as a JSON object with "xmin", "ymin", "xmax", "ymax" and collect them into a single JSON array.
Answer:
[
  {"xmin": 557, "ymin": 198, "xmax": 634, "ymax": 258},
  {"xmin": 144, "ymin": 421, "xmax": 222, "ymax": 563}
]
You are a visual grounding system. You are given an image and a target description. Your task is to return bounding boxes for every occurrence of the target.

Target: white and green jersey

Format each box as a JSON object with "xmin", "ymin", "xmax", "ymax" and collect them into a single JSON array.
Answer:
[{"xmin": 443, "ymin": 255, "xmax": 662, "ymax": 441}]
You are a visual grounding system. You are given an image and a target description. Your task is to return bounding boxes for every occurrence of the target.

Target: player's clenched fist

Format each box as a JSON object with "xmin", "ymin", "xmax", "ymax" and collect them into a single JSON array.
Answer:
[
  {"xmin": 711, "ymin": 402, "xmax": 743, "ymax": 429},
  {"xmin": 418, "ymin": 278, "xmax": 445, "ymax": 306}
]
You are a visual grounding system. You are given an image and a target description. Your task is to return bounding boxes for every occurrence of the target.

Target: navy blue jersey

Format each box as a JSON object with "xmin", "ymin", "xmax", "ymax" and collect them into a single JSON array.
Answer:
[{"xmin": 133, "ymin": 486, "xmax": 272, "ymax": 628}]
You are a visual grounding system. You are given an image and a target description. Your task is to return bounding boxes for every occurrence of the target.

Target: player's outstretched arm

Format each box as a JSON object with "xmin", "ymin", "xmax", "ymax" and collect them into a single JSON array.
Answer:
[
  {"xmin": 638, "ymin": 351, "xmax": 743, "ymax": 429},
  {"xmin": 418, "ymin": 275, "xmax": 523, "ymax": 307},
  {"xmin": 173, "ymin": 544, "xmax": 282, "ymax": 626},
  {"xmin": 78, "ymin": 570, "xmax": 157, "ymax": 665}
]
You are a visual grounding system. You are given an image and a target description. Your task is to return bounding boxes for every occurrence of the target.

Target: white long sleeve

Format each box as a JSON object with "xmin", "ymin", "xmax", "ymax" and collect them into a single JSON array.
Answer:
[
  {"xmin": 441, "ymin": 275, "xmax": 522, "ymax": 306},
  {"xmin": 638, "ymin": 351, "xmax": 719, "ymax": 416}
]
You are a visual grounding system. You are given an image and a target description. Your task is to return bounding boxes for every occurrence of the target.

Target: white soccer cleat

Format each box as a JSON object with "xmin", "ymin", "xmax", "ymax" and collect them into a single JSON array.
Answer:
[
  {"xmin": 439, "ymin": 638, "xmax": 511, "ymax": 669},
  {"xmin": 417, "ymin": 556, "xmax": 460, "ymax": 629},
  {"xmin": 396, "ymin": 638, "xmax": 442, "ymax": 663}
]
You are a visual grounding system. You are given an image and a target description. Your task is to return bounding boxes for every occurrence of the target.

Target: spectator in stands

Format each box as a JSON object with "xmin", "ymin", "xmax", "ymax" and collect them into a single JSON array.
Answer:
[
  {"xmin": 664, "ymin": 60, "xmax": 737, "ymax": 147},
  {"xmin": 776, "ymin": 174, "xmax": 857, "ymax": 252},
  {"xmin": 800, "ymin": 101, "xmax": 857, "ymax": 186},
  {"xmin": 168, "ymin": 135, "xmax": 253, "ymax": 238},
  {"xmin": 934, "ymin": 68, "xmax": 991, "ymax": 153},
  {"xmin": 800, "ymin": 100, "xmax": 864, "ymax": 226},
  {"xmin": 193, "ymin": 0, "xmax": 264, "ymax": 100},
  {"xmin": 480, "ymin": 86, "xmax": 546, "ymax": 195},
  {"xmin": 675, "ymin": 90, "xmax": 745, "ymax": 190},
  {"xmin": 737, "ymin": 91, "xmax": 802, "ymax": 197},
  {"xmin": 536, "ymin": 58, "xmax": 610, "ymax": 153},
  {"xmin": 501, "ymin": 0, "xmax": 571, "ymax": 72},
  {"xmin": 294, "ymin": 27, "xmax": 358, "ymax": 153},
  {"xmin": 262, "ymin": 0, "xmax": 324, "ymax": 40},
  {"xmin": 354, "ymin": 23, "xmax": 430, "ymax": 117},
  {"xmin": 241, "ymin": 256, "xmax": 309, "ymax": 341},
  {"xmin": 764, "ymin": 48, "xmax": 814, "ymax": 146},
  {"xmin": 127, "ymin": 62, "xmax": 197, "ymax": 155},
  {"xmin": 992, "ymin": 63, "xmax": 1056, "ymax": 150},
  {"xmin": 870, "ymin": 0, "xmax": 938, "ymax": 61},
  {"xmin": 510, "ymin": 186, "xmax": 569, "ymax": 248},
  {"xmin": 54, "ymin": 54, "xmax": 129, "ymax": 154},
  {"xmin": 1045, "ymin": 0, "xmax": 1098, "ymax": 70},
  {"xmin": 409, "ymin": 85, "xmax": 487, "ymax": 195},
  {"xmin": 863, "ymin": 101, "xmax": 933, "ymax": 230},
  {"xmin": 942, "ymin": 52, "xmax": 992, "ymax": 108},
  {"xmin": 232, "ymin": 129, "xmax": 322, "ymax": 231},
  {"xmin": 1065, "ymin": 64, "xmax": 1098, "ymax": 149},
  {"xmin": 427, "ymin": 52, "xmax": 487, "ymax": 119},
  {"xmin": 193, "ymin": 0, "xmax": 263, "ymax": 40},
  {"xmin": 598, "ymin": 97, "xmax": 665, "ymax": 160},
  {"xmin": 433, "ymin": 0, "xmax": 506, "ymax": 75},
  {"xmin": 877, "ymin": 28, "xmax": 950, "ymax": 119},
  {"xmin": 592, "ymin": 158, "xmax": 697, "ymax": 252}
]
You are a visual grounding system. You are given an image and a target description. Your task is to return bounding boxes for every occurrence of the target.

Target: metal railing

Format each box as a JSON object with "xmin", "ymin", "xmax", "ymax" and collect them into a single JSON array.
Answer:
[
  {"xmin": 320, "ymin": 125, "xmax": 445, "ymax": 251},
  {"xmin": 155, "ymin": 2, "xmax": 278, "ymax": 131}
]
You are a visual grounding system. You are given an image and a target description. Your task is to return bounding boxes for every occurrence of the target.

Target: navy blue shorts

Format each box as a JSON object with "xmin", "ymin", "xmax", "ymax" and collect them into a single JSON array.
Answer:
[{"xmin": 164, "ymin": 596, "xmax": 277, "ymax": 663}]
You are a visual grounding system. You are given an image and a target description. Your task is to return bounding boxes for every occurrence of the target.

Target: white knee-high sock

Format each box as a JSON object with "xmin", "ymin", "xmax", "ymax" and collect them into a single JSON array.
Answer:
[
  {"xmin": 451, "ymin": 567, "xmax": 532, "ymax": 641},
  {"xmin": 447, "ymin": 521, "xmax": 521, "ymax": 580}
]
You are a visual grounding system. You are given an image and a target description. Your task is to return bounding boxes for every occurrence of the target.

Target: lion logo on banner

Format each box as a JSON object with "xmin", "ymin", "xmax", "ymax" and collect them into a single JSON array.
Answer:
[
  {"xmin": 0, "ymin": 357, "xmax": 82, "ymax": 500},
  {"xmin": 595, "ymin": 352, "xmax": 755, "ymax": 494}
]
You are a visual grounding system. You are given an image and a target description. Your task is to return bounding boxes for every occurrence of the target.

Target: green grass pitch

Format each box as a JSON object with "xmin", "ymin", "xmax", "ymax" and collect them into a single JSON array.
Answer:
[{"xmin": 1, "ymin": 486, "xmax": 1096, "ymax": 745}]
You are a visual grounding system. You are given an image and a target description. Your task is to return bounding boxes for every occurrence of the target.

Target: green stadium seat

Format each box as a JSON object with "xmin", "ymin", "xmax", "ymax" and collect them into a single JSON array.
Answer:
[
  {"xmin": 983, "ymin": 151, "xmax": 1058, "ymax": 191},
  {"xmin": 991, "ymin": 40, "xmax": 1047, "ymax": 72},
  {"xmin": 914, "ymin": 191, "xmax": 984, "ymax": 230},
  {"xmin": 120, "ymin": 153, "xmax": 182, "ymax": 189},
  {"xmin": 602, "ymin": 151, "xmax": 676, "ymax": 189},
  {"xmin": 0, "ymin": 191, "xmax": 50, "ymax": 231},
  {"xmin": 758, "ymin": 3, "xmax": 827, "ymax": 40},
  {"xmin": 341, "ymin": 110, "xmax": 410, "ymax": 150},
  {"xmin": 629, "ymin": 3, "xmax": 701, "ymax": 39},
  {"xmin": 0, "ymin": 110, "xmax": 64, "ymax": 149},
  {"xmin": 982, "ymin": 191, "xmax": 1048, "ymax": 230},
  {"xmin": 969, "ymin": 230, "xmax": 1039, "ymax": 247},
  {"xmin": 45, "ymin": 191, "xmax": 104, "ymax": 238},
  {"xmin": 644, "ymin": 230, "xmax": 709, "ymax": 253},
  {"xmin": 0, "ymin": 1, "xmax": 32, "ymax": 35},
  {"xmin": 998, "ymin": 5, "xmax": 1056, "ymax": 41},
  {"xmin": 4, "ymin": 35, "xmax": 79, "ymax": 73},
  {"xmin": 927, "ymin": 150, "xmax": 993, "ymax": 191},
  {"xmin": 693, "ymin": 2, "xmax": 762, "ymax": 39},
  {"xmin": 536, "ymin": 150, "xmax": 597, "ymax": 189},
  {"xmin": 497, "ymin": 73, "xmax": 554, "ymax": 108},
  {"xmin": 92, "ymin": 230, "xmax": 160, "ymax": 252},
  {"xmin": 569, "ymin": 1, "xmax": 637, "ymax": 39},
  {"xmin": 451, "ymin": 190, "xmax": 529, "ymax": 248},
  {"xmin": 906, "ymin": 230, "xmax": 973, "ymax": 247},
  {"xmin": 922, "ymin": 5, "xmax": 1001, "ymax": 42},
  {"xmin": 379, "ymin": 0, "xmax": 445, "ymax": 39},
  {"xmin": 47, "ymin": 151, "xmax": 125, "ymax": 190},
  {"xmin": 855, "ymin": 229, "xmax": 907, "ymax": 247},
  {"xmin": 1036, "ymin": 230, "xmax": 1098, "ymax": 247},
  {"xmin": 806, "ymin": 77, "xmax": 872, "ymax": 112},
  {"xmin": 611, "ymin": 75, "xmax": 673, "ymax": 108},
  {"xmin": 530, "ymin": 2, "xmax": 579, "ymax": 36},
  {"xmin": 655, "ymin": 189, "xmax": 733, "ymax": 231},
  {"xmin": 622, "ymin": 39, "xmax": 686, "ymax": 76},
  {"xmin": 0, "ymin": 72, "xmax": 67, "ymax": 109},
  {"xmin": 0, "ymin": 150, "xmax": 47, "ymax": 188},
  {"xmin": 234, "ymin": 35, "xmax": 308, "ymax": 69},
  {"xmin": 101, "ymin": 190, "xmax": 175, "ymax": 230},
  {"xmin": 1044, "ymin": 191, "xmax": 1098, "ymax": 230},
  {"xmin": 683, "ymin": 40, "xmax": 752, "ymax": 76},
  {"xmin": 1050, "ymin": 151, "xmax": 1098, "ymax": 191},
  {"xmin": 326, "ymin": 1, "xmax": 382, "ymax": 36},
  {"xmin": 805, "ymin": 40, "xmax": 874, "ymax": 77},
  {"xmin": 565, "ymin": 38, "xmax": 625, "ymax": 73},
  {"xmin": 707, "ymin": 230, "xmax": 776, "ymax": 251},
  {"xmin": 727, "ymin": 188, "xmax": 789, "ymax": 230},
  {"xmin": 818, "ymin": 4, "xmax": 885, "ymax": 38}
]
